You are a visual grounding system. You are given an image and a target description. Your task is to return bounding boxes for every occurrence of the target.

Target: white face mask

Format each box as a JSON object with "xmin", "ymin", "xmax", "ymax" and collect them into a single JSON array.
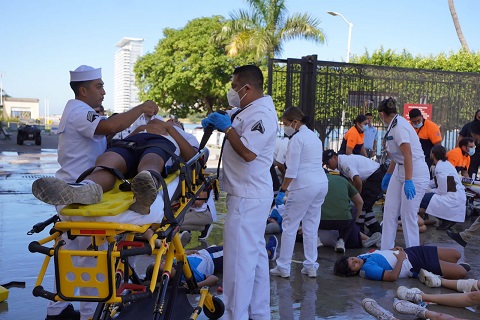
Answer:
[
  {"xmin": 362, "ymin": 124, "xmax": 369, "ymax": 132},
  {"xmin": 469, "ymin": 147, "xmax": 476, "ymax": 156},
  {"xmin": 227, "ymin": 84, "xmax": 247, "ymax": 108},
  {"xmin": 412, "ymin": 121, "xmax": 423, "ymax": 129},
  {"xmin": 283, "ymin": 122, "xmax": 298, "ymax": 138}
]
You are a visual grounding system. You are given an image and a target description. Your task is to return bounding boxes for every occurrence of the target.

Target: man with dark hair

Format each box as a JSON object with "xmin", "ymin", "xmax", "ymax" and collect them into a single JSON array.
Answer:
[
  {"xmin": 364, "ymin": 112, "xmax": 378, "ymax": 158},
  {"xmin": 202, "ymin": 64, "xmax": 278, "ymax": 320},
  {"xmin": 408, "ymin": 108, "xmax": 442, "ymax": 168},
  {"xmin": 36, "ymin": 65, "xmax": 159, "ymax": 320},
  {"xmin": 456, "ymin": 110, "xmax": 480, "ymax": 176},
  {"xmin": 446, "ymin": 137, "xmax": 475, "ymax": 178}
]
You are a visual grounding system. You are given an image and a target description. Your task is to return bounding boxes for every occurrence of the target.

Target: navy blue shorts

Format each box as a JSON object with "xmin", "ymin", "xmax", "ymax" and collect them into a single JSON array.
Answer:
[
  {"xmin": 405, "ymin": 245, "xmax": 443, "ymax": 276},
  {"xmin": 107, "ymin": 133, "xmax": 176, "ymax": 178},
  {"xmin": 206, "ymin": 246, "xmax": 223, "ymax": 273},
  {"xmin": 420, "ymin": 192, "xmax": 434, "ymax": 209}
]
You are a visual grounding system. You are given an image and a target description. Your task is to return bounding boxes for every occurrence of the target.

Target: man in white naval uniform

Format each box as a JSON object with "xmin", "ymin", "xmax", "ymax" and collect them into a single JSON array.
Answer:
[
  {"xmin": 202, "ymin": 65, "xmax": 278, "ymax": 320},
  {"xmin": 42, "ymin": 65, "xmax": 159, "ymax": 320}
]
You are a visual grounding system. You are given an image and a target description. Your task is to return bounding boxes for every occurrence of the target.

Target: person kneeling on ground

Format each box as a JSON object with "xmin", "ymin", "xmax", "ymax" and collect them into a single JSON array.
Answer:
[
  {"xmin": 32, "ymin": 119, "xmax": 197, "ymax": 214},
  {"xmin": 334, "ymin": 246, "xmax": 467, "ymax": 281}
]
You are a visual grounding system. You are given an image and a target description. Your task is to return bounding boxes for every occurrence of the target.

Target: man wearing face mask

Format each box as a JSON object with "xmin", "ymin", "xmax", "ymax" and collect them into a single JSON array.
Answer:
[
  {"xmin": 338, "ymin": 114, "xmax": 369, "ymax": 157},
  {"xmin": 408, "ymin": 108, "xmax": 442, "ymax": 169},
  {"xmin": 202, "ymin": 65, "xmax": 278, "ymax": 320},
  {"xmin": 446, "ymin": 137, "xmax": 475, "ymax": 178},
  {"xmin": 458, "ymin": 110, "xmax": 480, "ymax": 177}
]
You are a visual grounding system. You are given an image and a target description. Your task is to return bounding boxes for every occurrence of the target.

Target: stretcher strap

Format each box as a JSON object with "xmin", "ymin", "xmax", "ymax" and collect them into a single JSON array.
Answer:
[{"xmin": 147, "ymin": 170, "xmax": 176, "ymax": 225}]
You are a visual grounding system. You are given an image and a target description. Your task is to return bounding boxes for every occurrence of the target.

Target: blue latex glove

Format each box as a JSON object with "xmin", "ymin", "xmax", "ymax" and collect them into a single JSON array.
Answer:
[
  {"xmin": 201, "ymin": 117, "xmax": 213, "ymax": 129},
  {"xmin": 275, "ymin": 191, "xmax": 286, "ymax": 206},
  {"xmin": 210, "ymin": 112, "xmax": 232, "ymax": 132},
  {"xmin": 404, "ymin": 180, "xmax": 416, "ymax": 200},
  {"xmin": 381, "ymin": 173, "xmax": 392, "ymax": 191}
]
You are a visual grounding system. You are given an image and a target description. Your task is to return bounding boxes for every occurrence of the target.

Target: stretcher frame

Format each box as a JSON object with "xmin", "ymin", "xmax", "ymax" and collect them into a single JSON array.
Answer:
[{"xmin": 28, "ymin": 148, "xmax": 224, "ymax": 320}]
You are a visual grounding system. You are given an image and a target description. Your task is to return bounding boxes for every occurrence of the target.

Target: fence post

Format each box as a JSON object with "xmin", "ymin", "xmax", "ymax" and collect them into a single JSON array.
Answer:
[{"xmin": 299, "ymin": 55, "xmax": 317, "ymax": 130}]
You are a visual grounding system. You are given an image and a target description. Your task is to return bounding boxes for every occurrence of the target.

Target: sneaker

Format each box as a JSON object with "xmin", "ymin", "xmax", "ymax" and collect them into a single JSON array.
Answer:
[
  {"xmin": 129, "ymin": 171, "xmax": 158, "ymax": 214},
  {"xmin": 198, "ymin": 224, "xmax": 213, "ymax": 241},
  {"xmin": 335, "ymin": 238, "xmax": 345, "ymax": 253},
  {"xmin": 180, "ymin": 231, "xmax": 191, "ymax": 248},
  {"xmin": 270, "ymin": 266, "xmax": 290, "ymax": 278},
  {"xmin": 266, "ymin": 235, "xmax": 278, "ymax": 261},
  {"xmin": 362, "ymin": 232, "xmax": 382, "ymax": 248},
  {"xmin": 317, "ymin": 236, "xmax": 323, "ymax": 247},
  {"xmin": 393, "ymin": 298, "xmax": 426, "ymax": 319},
  {"xmin": 418, "ymin": 268, "xmax": 441, "ymax": 287},
  {"xmin": 396, "ymin": 286, "xmax": 423, "ymax": 303},
  {"xmin": 301, "ymin": 267, "xmax": 317, "ymax": 278},
  {"xmin": 361, "ymin": 298, "xmax": 396, "ymax": 320},
  {"xmin": 45, "ymin": 304, "xmax": 80, "ymax": 320},
  {"xmin": 446, "ymin": 230, "xmax": 467, "ymax": 247},
  {"xmin": 32, "ymin": 177, "xmax": 102, "ymax": 206}
]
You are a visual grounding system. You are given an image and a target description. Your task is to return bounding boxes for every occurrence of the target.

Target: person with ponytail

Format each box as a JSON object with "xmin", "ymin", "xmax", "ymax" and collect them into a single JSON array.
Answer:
[
  {"xmin": 270, "ymin": 107, "xmax": 328, "ymax": 278},
  {"xmin": 377, "ymin": 97, "xmax": 430, "ymax": 250}
]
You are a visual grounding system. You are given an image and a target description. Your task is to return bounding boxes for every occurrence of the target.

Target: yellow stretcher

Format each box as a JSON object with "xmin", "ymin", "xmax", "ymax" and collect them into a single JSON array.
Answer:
[{"xmin": 28, "ymin": 148, "xmax": 224, "ymax": 320}]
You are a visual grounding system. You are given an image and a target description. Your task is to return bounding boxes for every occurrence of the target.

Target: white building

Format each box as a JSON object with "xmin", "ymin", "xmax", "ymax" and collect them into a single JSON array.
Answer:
[
  {"xmin": 113, "ymin": 37, "xmax": 144, "ymax": 114},
  {"xmin": 2, "ymin": 97, "xmax": 40, "ymax": 121}
]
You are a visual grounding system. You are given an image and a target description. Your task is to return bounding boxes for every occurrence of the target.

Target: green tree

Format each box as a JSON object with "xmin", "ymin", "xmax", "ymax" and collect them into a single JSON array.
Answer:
[
  {"xmin": 217, "ymin": 0, "xmax": 325, "ymax": 60},
  {"xmin": 134, "ymin": 16, "xmax": 252, "ymax": 117}
]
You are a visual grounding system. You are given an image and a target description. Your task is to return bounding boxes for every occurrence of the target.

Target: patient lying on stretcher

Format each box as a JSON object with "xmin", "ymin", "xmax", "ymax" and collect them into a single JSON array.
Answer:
[{"xmin": 32, "ymin": 119, "xmax": 198, "ymax": 215}]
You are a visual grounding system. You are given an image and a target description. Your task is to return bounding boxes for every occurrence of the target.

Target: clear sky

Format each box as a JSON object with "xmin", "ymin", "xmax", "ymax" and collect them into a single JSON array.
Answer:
[{"xmin": 1, "ymin": 0, "xmax": 479, "ymax": 115}]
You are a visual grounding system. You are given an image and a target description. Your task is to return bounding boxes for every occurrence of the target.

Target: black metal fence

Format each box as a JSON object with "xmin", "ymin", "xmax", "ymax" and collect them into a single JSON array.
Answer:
[{"xmin": 267, "ymin": 55, "xmax": 480, "ymax": 153}]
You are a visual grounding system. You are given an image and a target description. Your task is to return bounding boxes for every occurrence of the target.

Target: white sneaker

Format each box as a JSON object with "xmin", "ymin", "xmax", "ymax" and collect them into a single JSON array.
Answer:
[
  {"xmin": 179, "ymin": 231, "xmax": 191, "ymax": 248},
  {"xmin": 335, "ymin": 238, "xmax": 345, "ymax": 253},
  {"xmin": 270, "ymin": 266, "xmax": 290, "ymax": 278},
  {"xmin": 361, "ymin": 298, "xmax": 396, "ymax": 320},
  {"xmin": 317, "ymin": 236, "xmax": 323, "ymax": 247},
  {"xmin": 362, "ymin": 232, "xmax": 382, "ymax": 248},
  {"xmin": 393, "ymin": 298, "xmax": 426, "ymax": 319},
  {"xmin": 129, "ymin": 170, "xmax": 158, "ymax": 215},
  {"xmin": 301, "ymin": 267, "xmax": 317, "ymax": 278},
  {"xmin": 418, "ymin": 268, "xmax": 441, "ymax": 287},
  {"xmin": 396, "ymin": 286, "xmax": 423, "ymax": 303},
  {"xmin": 32, "ymin": 177, "xmax": 103, "ymax": 205}
]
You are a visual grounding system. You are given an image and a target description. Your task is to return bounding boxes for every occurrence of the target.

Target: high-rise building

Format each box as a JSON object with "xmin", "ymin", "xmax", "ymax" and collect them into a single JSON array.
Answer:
[{"xmin": 114, "ymin": 37, "xmax": 144, "ymax": 114}]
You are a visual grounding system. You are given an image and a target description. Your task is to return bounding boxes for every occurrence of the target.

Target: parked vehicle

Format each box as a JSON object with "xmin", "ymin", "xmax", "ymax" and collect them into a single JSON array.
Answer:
[{"xmin": 17, "ymin": 124, "xmax": 41, "ymax": 145}]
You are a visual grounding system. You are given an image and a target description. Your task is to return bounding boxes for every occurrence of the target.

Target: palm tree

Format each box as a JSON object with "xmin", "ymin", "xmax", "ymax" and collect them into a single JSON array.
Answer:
[
  {"xmin": 448, "ymin": 0, "xmax": 470, "ymax": 52},
  {"xmin": 217, "ymin": 0, "xmax": 325, "ymax": 60}
]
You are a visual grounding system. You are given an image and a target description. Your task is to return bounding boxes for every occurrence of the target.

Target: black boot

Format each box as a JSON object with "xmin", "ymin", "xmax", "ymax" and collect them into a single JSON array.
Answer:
[
  {"xmin": 367, "ymin": 221, "xmax": 383, "ymax": 234},
  {"xmin": 436, "ymin": 219, "xmax": 456, "ymax": 230}
]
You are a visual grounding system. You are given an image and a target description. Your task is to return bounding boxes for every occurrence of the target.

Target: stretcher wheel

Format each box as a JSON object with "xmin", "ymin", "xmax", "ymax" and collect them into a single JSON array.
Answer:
[{"xmin": 203, "ymin": 296, "xmax": 225, "ymax": 319}]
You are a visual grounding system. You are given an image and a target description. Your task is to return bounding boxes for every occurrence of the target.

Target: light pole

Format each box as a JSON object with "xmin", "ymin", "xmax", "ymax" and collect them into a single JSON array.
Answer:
[{"xmin": 327, "ymin": 11, "xmax": 353, "ymax": 63}]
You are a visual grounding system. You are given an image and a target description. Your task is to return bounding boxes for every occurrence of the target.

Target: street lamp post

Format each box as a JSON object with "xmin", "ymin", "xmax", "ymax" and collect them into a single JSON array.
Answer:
[{"xmin": 327, "ymin": 11, "xmax": 353, "ymax": 63}]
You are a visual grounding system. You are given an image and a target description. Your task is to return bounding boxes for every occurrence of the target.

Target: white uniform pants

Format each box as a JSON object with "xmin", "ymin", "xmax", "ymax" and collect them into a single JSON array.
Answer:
[
  {"xmin": 276, "ymin": 183, "xmax": 328, "ymax": 273},
  {"xmin": 46, "ymin": 234, "xmax": 98, "ymax": 320},
  {"xmin": 223, "ymin": 195, "xmax": 272, "ymax": 320},
  {"xmin": 381, "ymin": 163, "xmax": 429, "ymax": 250}
]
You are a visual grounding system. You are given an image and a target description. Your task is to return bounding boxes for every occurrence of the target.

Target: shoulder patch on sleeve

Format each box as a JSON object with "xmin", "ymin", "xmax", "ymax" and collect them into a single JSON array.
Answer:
[
  {"xmin": 87, "ymin": 111, "xmax": 100, "ymax": 123},
  {"xmin": 251, "ymin": 120, "xmax": 265, "ymax": 134}
]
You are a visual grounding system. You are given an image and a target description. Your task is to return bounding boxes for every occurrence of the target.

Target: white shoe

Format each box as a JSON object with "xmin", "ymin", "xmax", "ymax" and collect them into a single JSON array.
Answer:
[
  {"xmin": 129, "ymin": 171, "xmax": 158, "ymax": 214},
  {"xmin": 396, "ymin": 286, "xmax": 423, "ymax": 303},
  {"xmin": 317, "ymin": 236, "xmax": 323, "ymax": 247},
  {"xmin": 270, "ymin": 266, "xmax": 290, "ymax": 278},
  {"xmin": 335, "ymin": 238, "xmax": 345, "ymax": 253},
  {"xmin": 418, "ymin": 268, "xmax": 441, "ymax": 287},
  {"xmin": 361, "ymin": 298, "xmax": 396, "ymax": 320},
  {"xmin": 362, "ymin": 232, "xmax": 382, "ymax": 248},
  {"xmin": 179, "ymin": 231, "xmax": 191, "ymax": 248},
  {"xmin": 393, "ymin": 298, "xmax": 426, "ymax": 319},
  {"xmin": 301, "ymin": 267, "xmax": 317, "ymax": 278},
  {"xmin": 32, "ymin": 177, "xmax": 103, "ymax": 205}
]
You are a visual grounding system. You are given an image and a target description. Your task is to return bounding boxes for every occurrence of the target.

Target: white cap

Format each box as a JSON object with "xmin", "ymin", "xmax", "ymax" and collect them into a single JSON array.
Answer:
[{"xmin": 69, "ymin": 65, "xmax": 102, "ymax": 82}]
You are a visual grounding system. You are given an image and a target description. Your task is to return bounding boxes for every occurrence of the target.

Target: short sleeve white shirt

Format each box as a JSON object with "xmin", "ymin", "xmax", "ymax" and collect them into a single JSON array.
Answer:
[
  {"xmin": 285, "ymin": 125, "xmax": 327, "ymax": 190},
  {"xmin": 56, "ymin": 99, "xmax": 106, "ymax": 182},
  {"xmin": 221, "ymin": 95, "xmax": 278, "ymax": 198},
  {"xmin": 337, "ymin": 154, "xmax": 380, "ymax": 181},
  {"xmin": 385, "ymin": 115, "xmax": 425, "ymax": 164}
]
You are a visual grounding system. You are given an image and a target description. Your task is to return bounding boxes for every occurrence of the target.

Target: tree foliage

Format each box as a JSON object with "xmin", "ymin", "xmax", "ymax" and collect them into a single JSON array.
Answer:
[
  {"xmin": 351, "ymin": 47, "xmax": 480, "ymax": 73},
  {"xmin": 217, "ymin": 0, "xmax": 325, "ymax": 60},
  {"xmin": 134, "ymin": 16, "xmax": 253, "ymax": 117}
]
